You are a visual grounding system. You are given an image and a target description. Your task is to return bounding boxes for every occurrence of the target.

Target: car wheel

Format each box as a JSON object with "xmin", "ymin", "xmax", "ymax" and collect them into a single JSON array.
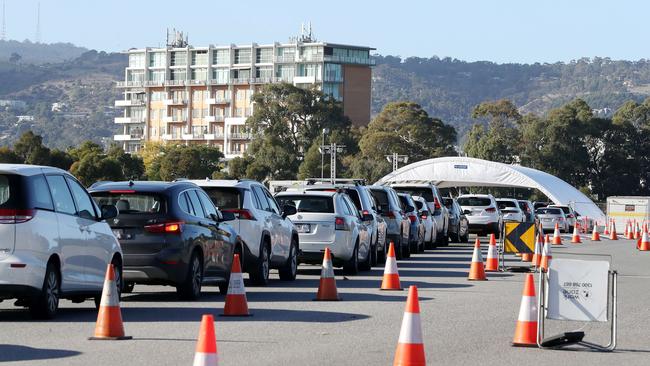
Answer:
[
  {"xmin": 343, "ymin": 241, "xmax": 359, "ymax": 275},
  {"xmin": 279, "ymin": 237, "xmax": 298, "ymax": 281},
  {"xmin": 370, "ymin": 232, "xmax": 379, "ymax": 266},
  {"xmin": 378, "ymin": 239, "xmax": 387, "ymax": 263},
  {"xmin": 30, "ymin": 261, "xmax": 60, "ymax": 319},
  {"xmin": 441, "ymin": 231, "xmax": 450, "ymax": 247},
  {"xmin": 360, "ymin": 241, "xmax": 372, "ymax": 271},
  {"xmin": 249, "ymin": 243, "xmax": 270, "ymax": 286},
  {"xmin": 177, "ymin": 252, "xmax": 203, "ymax": 300},
  {"xmin": 460, "ymin": 226, "xmax": 469, "ymax": 243},
  {"xmin": 403, "ymin": 237, "xmax": 411, "ymax": 258}
]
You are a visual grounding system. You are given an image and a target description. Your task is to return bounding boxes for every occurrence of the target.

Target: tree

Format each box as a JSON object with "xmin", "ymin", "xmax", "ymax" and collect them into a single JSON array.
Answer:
[
  {"xmin": 464, "ymin": 100, "xmax": 522, "ymax": 163},
  {"xmin": 13, "ymin": 131, "xmax": 51, "ymax": 165},
  {"xmin": 48, "ymin": 149, "xmax": 74, "ymax": 170},
  {"xmin": 0, "ymin": 147, "xmax": 22, "ymax": 163},
  {"xmin": 107, "ymin": 145, "xmax": 144, "ymax": 180},
  {"xmin": 153, "ymin": 145, "xmax": 224, "ymax": 181},
  {"xmin": 359, "ymin": 102, "xmax": 457, "ymax": 162},
  {"xmin": 9, "ymin": 53, "xmax": 22, "ymax": 64},
  {"xmin": 70, "ymin": 153, "xmax": 123, "ymax": 186}
]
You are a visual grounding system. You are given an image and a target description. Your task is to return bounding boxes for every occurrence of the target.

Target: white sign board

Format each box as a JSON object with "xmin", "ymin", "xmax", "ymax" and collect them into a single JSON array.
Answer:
[{"xmin": 547, "ymin": 258, "xmax": 609, "ymax": 322}]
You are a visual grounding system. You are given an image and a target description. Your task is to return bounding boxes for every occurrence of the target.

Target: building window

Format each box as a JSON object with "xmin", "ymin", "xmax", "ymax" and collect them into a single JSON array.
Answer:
[
  {"xmin": 192, "ymin": 90, "xmax": 207, "ymax": 102},
  {"xmin": 232, "ymin": 69, "xmax": 250, "ymax": 81},
  {"xmin": 150, "ymin": 109, "xmax": 158, "ymax": 120},
  {"xmin": 192, "ymin": 108, "xmax": 208, "ymax": 118},
  {"xmin": 256, "ymin": 48, "xmax": 273, "ymax": 63},
  {"xmin": 276, "ymin": 65, "xmax": 295, "ymax": 81},
  {"xmin": 191, "ymin": 50, "xmax": 208, "ymax": 65},
  {"xmin": 234, "ymin": 48, "xmax": 252, "ymax": 64},
  {"xmin": 300, "ymin": 46, "xmax": 323, "ymax": 61},
  {"xmin": 148, "ymin": 70, "xmax": 165, "ymax": 82},
  {"xmin": 170, "ymin": 51, "xmax": 187, "ymax": 66},
  {"xmin": 276, "ymin": 47, "xmax": 295, "ymax": 60},
  {"xmin": 256, "ymin": 66, "xmax": 273, "ymax": 79},
  {"xmin": 298, "ymin": 63, "xmax": 322, "ymax": 80},
  {"xmin": 129, "ymin": 53, "xmax": 145, "ymax": 68},
  {"xmin": 191, "ymin": 68, "xmax": 208, "ymax": 81},
  {"xmin": 213, "ymin": 68, "xmax": 229, "ymax": 83},
  {"xmin": 322, "ymin": 83, "xmax": 342, "ymax": 101},
  {"xmin": 150, "ymin": 91, "xmax": 165, "ymax": 101},
  {"xmin": 127, "ymin": 70, "xmax": 145, "ymax": 82},
  {"xmin": 149, "ymin": 52, "xmax": 166, "ymax": 67},
  {"xmin": 213, "ymin": 49, "xmax": 230, "ymax": 65},
  {"xmin": 171, "ymin": 69, "xmax": 186, "ymax": 80},
  {"xmin": 149, "ymin": 127, "xmax": 158, "ymax": 137},
  {"xmin": 324, "ymin": 63, "xmax": 343, "ymax": 82},
  {"xmin": 127, "ymin": 107, "xmax": 145, "ymax": 120},
  {"xmin": 235, "ymin": 89, "xmax": 250, "ymax": 101}
]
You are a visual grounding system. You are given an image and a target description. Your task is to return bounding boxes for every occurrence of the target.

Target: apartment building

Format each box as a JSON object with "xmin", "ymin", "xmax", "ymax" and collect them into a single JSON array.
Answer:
[{"xmin": 114, "ymin": 34, "xmax": 374, "ymax": 158}]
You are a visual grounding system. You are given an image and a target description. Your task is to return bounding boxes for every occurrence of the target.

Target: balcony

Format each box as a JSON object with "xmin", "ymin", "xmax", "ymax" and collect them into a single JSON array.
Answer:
[
  {"xmin": 298, "ymin": 55, "xmax": 324, "ymax": 63},
  {"xmin": 231, "ymin": 78, "xmax": 251, "ymax": 85},
  {"xmin": 163, "ymin": 99, "xmax": 187, "ymax": 106},
  {"xmin": 208, "ymin": 79, "xmax": 229, "ymax": 86},
  {"xmin": 144, "ymin": 80, "xmax": 165, "ymax": 87},
  {"xmin": 114, "ymin": 134, "xmax": 143, "ymax": 141},
  {"xmin": 116, "ymin": 81, "xmax": 145, "ymax": 88},
  {"xmin": 114, "ymin": 116, "xmax": 145, "ymax": 124},
  {"xmin": 206, "ymin": 115, "xmax": 225, "ymax": 122},
  {"xmin": 274, "ymin": 55, "xmax": 296, "ymax": 63},
  {"xmin": 228, "ymin": 132, "xmax": 252, "ymax": 140},
  {"xmin": 115, "ymin": 99, "xmax": 146, "ymax": 107},
  {"xmin": 163, "ymin": 115, "xmax": 187, "ymax": 123},
  {"xmin": 207, "ymin": 97, "xmax": 231, "ymax": 105},
  {"xmin": 323, "ymin": 55, "xmax": 376, "ymax": 66},
  {"xmin": 188, "ymin": 79, "xmax": 207, "ymax": 86},
  {"xmin": 205, "ymin": 133, "xmax": 225, "ymax": 140},
  {"xmin": 164, "ymin": 80, "xmax": 186, "ymax": 87},
  {"xmin": 251, "ymin": 77, "xmax": 282, "ymax": 84}
]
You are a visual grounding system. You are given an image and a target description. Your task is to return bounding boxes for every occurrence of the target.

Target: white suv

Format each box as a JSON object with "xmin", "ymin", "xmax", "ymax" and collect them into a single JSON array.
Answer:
[
  {"xmin": 190, "ymin": 179, "xmax": 299, "ymax": 285},
  {"xmin": 457, "ymin": 194, "xmax": 503, "ymax": 238},
  {"xmin": 0, "ymin": 164, "xmax": 122, "ymax": 319}
]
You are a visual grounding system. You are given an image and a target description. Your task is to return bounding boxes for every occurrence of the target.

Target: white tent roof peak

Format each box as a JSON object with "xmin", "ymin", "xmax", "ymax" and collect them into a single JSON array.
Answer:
[{"xmin": 376, "ymin": 156, "xmax": 605, "ymax": 222}]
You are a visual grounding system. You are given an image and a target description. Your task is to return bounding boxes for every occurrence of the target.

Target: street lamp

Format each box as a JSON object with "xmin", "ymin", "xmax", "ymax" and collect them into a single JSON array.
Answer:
[
  {"xmin": 320, "ymin": 128, "xmax": 329, "ymax": 179},
  {"xmin": 386, "ymin": 153, "xmax": 409, "ymax": 171}
]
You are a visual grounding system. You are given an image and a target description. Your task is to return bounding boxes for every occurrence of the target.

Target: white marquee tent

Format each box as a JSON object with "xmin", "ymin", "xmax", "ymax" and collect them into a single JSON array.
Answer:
[{"xmin": 376, "ymin": 156, "xmax": 605, "ymax": 222}]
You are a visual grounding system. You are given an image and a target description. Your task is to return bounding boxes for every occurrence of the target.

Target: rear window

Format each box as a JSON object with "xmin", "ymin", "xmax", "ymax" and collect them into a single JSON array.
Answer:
[
  {"xmin": 369, "ymin": 189, "xmax": 390, "ymax": 212},
  {"xmin": 276, "ymin": 195, "xmax": 334, "ymax": 213},
  {"xmin": 0, "ymin": 174, "xmax": 23, "ymax": 209},
  {"xmin": 497, "ymin": 200, "xmax": 517, "ymax": 209},
  {"xmin": 91, "ymin": 192, "xmax": 165, "ymax": 214},
  {"xmin": 413, "ymin": 201, "xmax": 424, "ymax": 210},
  {"xmin": 537, "ymin": 208, "xmax": 561, "ymax": 215},
  {"xmin": 201, "ymin": 187, "xmax": 243, "ymax": 210},
  {"xmin": 458, "ymin": 197, "xmax": 492, "ymax": 207},
  {"xmin": 551, "ymin": 206, "xmax": 570, "ymax": 214},
  {"xmin": 393, "ymin": 187, "xmax": 435, "ymax": 202}
]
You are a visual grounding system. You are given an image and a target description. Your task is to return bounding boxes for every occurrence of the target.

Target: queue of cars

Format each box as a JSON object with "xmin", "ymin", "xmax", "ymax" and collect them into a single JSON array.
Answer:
[{"xmin": 0, "ymin": 163, "xmax": 587, "ymax": 319}]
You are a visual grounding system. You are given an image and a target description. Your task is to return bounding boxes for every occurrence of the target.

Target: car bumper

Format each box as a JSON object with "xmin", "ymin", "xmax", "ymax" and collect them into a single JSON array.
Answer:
[
  {"xmin": 297, "ymin": 234, "xmax": 354, "ymax": 266},
  {"xmin": 0, "ymin": 252, "xmax": 46, "ymax": 298},
  {"xmin": 122, "ymin": 247, "xmax": 188, "ymax": 285},
  {"xmin": 468, "ymin": 222, "xmax": 499, "ymax": 234}
]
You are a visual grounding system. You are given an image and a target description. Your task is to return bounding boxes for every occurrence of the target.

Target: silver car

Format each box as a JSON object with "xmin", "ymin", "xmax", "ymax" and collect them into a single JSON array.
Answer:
[{"xmin": 536, "ymin": 207, "xmax": 569, "ymax": 232}]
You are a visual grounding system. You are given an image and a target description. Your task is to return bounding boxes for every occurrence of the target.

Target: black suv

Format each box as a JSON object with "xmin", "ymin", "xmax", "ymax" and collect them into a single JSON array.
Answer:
[{"xmin": 89, "ymin": 181, "xmax": 240, "ymax": 299}]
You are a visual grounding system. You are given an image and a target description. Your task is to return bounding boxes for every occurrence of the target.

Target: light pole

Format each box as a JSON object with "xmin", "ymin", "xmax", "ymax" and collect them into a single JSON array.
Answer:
[
  {"xmin": 320, "ymin": 142, "xmax": 345, "ymax": 183},
  {"xmin": 386, "ymin": 153, "xmax": 409, "ymax": 171},
  {"xmin": 320, "ymin": 128, "xmax": 329, "ymax": 179}
]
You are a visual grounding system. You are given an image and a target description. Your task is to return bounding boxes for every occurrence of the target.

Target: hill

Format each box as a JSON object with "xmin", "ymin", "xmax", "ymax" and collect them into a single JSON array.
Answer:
[
  {"xmin": 0, "ymin": 40, "xmax": 88, "ymax": 64},
  {"xmin": 371, "ymin": 56, "xmax": 650, "ymax": 138}
]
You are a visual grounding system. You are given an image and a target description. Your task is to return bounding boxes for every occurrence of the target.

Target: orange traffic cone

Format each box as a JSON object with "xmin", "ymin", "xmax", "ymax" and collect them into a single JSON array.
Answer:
[
  {"xmin": 571, "ymin": 225, "xmax": 582, "ymax": 244},
  {"xmin": 591, "ymin": 225, "xmax": 601, "ymax": 241},
  {"xmin": 610, "ymin": 222, "xmax": 618, "ymax": 240},
  {"xmin": 552, "ymin": 223, "xmax": 562, "ymax": 245},
  {"xmin": 468, "ymin": 238, "xmax": 487, "ymax": 281},
  {"xmin": 315, "ymin": 247, "xmax": 341, "ymax": 300},
  {"xmin": 639, "ymin": 231, "xmax": 650, "ymax": 251},
  {"xmin": 381, "ymin": 242, "xmax": 403, "ymax": 290},
  {"xmin": 635, "ymin": 223, "xmax": 641, "ymax": 240},
  {"xmin": 540, "ymin": 237, "xmax": 552, "ymax": 272},
  {"xmin": 512, "ymin": 274, "xmax": 538, "ymax": 347},
  {"xmin": 604, "ymin": 220, "xmax": 610, "ymax": 236},
  {"xmin": 394, "ymin": 286, "xmax": 426, "ymax": 366},
  {"xmin": 531, "ymin": 234, "xmax": 543, "ymax": 269},
  {"xmin": 193, "ymin": 315, "xmax": 219, "ymax": 366},
  {"xmin": 222, "ymin": 254, "xmax": 250, "ymax": 316},
  {"xmin": 521, "ymin": 252, "xmax": 533, "ymax": 263},
  {"xmin": 89, "ymin": 264, "xmax": 131, "ymax": 340},
  {"xmin": 485, "ymin": 235, "xmax": 498, "ymax": 272}
]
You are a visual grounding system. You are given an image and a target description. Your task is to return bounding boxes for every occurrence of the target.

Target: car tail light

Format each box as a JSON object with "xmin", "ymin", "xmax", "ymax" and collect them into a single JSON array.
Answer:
[
  {"xmin": 386, "ymin": 211, "xmax": 396, "ymax": 219},
  {"xmin": 362, "ymin": 209, "xmax": 369, "ymax": 216},
  {"xmin": 222, "ymin": 209, "xmax": 255, "ymax": 220},
  {"xmin": 109, "ymin": 190, "xmax": 135, "ymax": 194},
  {"xmin": 144, "ymin": 221, "xmax": 184, "ymax": 234},
  {"xmin": 408, "ymin": 215, "xmax": 417, "ymax": 223},
  {"xmin": 0, "ymin": 209, "xmax": 36, "ymax": 224},
  {"xmin": 485, "ymin": 207, "xmax": 496, "ymax": 213},
  {"xmin": 568, "ymin": 214, "xmax": 574, "ymax": 218},
  {"xmin": 434, "ymin": 198, "xmax": 441, "ymax": 210},
  {"xmin": 335, "ymin": 217, "xmax": 346, "ymax": 230},
  {"xmin": 421, "ymin": 213, "xmax": 428, "ymax": 220}
]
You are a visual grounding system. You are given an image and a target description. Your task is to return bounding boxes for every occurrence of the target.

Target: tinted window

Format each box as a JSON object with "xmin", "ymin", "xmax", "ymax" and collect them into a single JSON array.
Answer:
[
  {"xmin": 276, "ymin": 195, "xmax": 334, "ymax": 213},
  {"xmin": 370, "ymin": 189, "xmax": 389, "ymax": 212},
  {"xmin": 178, "ymin": 192, "xmax": 192, "ymax": 214},
  {"xmin": 343, "ymin": 196, "xmax": 360, "ymax": 217},
  {"xmin": 551, "ymin": 206, "xmax": 571, "ymax": 215},
  {"xmin": 28, "ymin": 174, "xmax": 54, "ymax": 211},
  {"xmin": 187, "ymin": 190, "xmax": 205, "ymax": 217},
  {"xmin": 252, "ymin": 185, "xmax": 270, "ymax": 211},
  {"xmin": 344, "ymin": 189, "xmax": 362, "ymax": 210},
  {"xmin": 202, "ymin": 187, "xmax": 242, "ymax": 210},
  {"xmin": 537, "ymin": 208, "xmax": 562, "ymax": 215},
  {"xmin": 92, "ymin": 192, "xmax": 165, "ymax": 214},
  {"xmin": 46, "ymin": 175, "xmax": 76, "ymax": 215},
  {"xmin": 264, "ymin": 189, "xmax": 281, "ymax": 214},
  {"xmin": 457, "ymin": 197, "xmax": 492, "ymax": 207},
  {"xmin": 197, "ymin": 190, "xmax": 218, "ymax": 219},
  {"xmin": 66, "ymin": 177, "xmax": 97, "ymax": 220},
  {"xmin": 413, "ymin": 200, "xmax": 424, "ymax": 210},
  {"xmin": 393, "ymin": 187, "xmax": 435, "ymax": 202},
  {"xmin": 497, "ymin": 200, "xmax": 517, "ymax": 208}
]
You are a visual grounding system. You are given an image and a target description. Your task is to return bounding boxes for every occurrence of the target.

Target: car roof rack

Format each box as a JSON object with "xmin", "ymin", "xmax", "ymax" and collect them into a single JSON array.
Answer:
[{"xmin": 303, "ymin": 178, "xmax": 366, "ymax": 186}]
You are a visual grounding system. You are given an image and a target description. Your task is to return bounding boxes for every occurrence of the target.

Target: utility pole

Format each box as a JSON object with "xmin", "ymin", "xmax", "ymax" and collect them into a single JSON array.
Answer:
[
  {"xmin": 320, "ymin": 143, "xmax": 345, "ymax": 183},
  {"xmin": 320, "ymin": 128, "xmax": 329, "ymax": 179},
  {"xmin": 1, "ymin": 1, "xmax": 6, "ymax": 41},
  {"xmin": 386, "ymin": 153, "xmax": 409, "ymax": 172}
]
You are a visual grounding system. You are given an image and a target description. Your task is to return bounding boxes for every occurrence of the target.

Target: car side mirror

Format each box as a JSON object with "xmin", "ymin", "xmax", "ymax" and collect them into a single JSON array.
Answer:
[
  {"xmin": 463, "ymin": 209, "xmax": 471, "ymax": 215},
  {"xmin": 220, "ymin": 211, "xmax": 235, "ymax": 221},
  {"xmin": 282, "ymin": 204, "xmax": 297, "ymax": 218},
  {"xmin": 362, "ymin": 213, "xmax": 374, "ymax": 222},
  {"xmin": 100, "ymin": 204, "xmax": 118, "ymax": 220}
]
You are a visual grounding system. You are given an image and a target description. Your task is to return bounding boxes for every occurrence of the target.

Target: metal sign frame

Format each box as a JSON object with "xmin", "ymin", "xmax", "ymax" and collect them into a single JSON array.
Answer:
[
  {"xmin": 498, "ymin": 222, "xmax": 536, "ymax": 272},
  {"xmin": 536, "ymin": 263, "xmax": 618, "ymax": 351}
]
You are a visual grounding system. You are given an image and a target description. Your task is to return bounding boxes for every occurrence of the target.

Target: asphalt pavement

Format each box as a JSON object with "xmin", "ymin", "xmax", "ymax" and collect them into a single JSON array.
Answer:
[{"xmin": 1, "ymin": 233, "xmax": 649, "ymax": 365}]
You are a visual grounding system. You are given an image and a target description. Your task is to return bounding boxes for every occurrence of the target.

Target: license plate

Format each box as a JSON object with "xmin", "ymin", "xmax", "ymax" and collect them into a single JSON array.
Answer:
[
  {"xmin": 542, "ymin": 218, "xmax": 551, "ymax": 222},
  {"xmin": 296, "ymin": 224, "xmax": 311, "ymax": 233}
]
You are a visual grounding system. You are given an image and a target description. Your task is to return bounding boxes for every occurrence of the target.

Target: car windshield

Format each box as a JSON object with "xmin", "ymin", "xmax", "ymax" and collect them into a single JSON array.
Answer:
[
  {"xmin": 537, "ymin": 208, "xmax": 562, "ymax": 215},
  {"xmin": 392, "ymin": 187, "xmax": 435, "ymax": 202},
  {"xmin": 276, "ymin": 195, "xmax": 334, "ymax": 213},
  {"xmin": 457, "ymin": 197, "xmax": 492, "ymax": 207},
  {"xmin": 91, "ymin": 192, "xmax": 165, "ymax": 214},
  {"xmin": 201, "ymin": 187, "xmax": 242, "ymax": 210}
]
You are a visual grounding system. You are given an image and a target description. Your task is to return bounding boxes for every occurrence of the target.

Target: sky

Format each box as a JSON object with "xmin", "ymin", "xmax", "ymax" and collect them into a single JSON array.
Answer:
[{"xmin": 2, "ymin": 0, "xmax": 648, "ymax": 64}]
